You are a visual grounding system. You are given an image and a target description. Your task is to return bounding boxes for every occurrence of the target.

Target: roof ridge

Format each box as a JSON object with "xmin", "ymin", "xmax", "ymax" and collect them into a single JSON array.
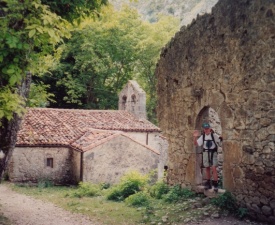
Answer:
[
  {"xmin": 69, "ymin": 130, "xmax": 159, "ymax": 154},
  {"xmin": 27, "ymin": 107, "xmax": 119, "ymax": 112},
  {"xmin": 119, "ymin": 133, "xmax": 160, "ymax": 155},
  {"xmin": 70, "ymin": 130, "xmax": 120, "ymax": 152}
]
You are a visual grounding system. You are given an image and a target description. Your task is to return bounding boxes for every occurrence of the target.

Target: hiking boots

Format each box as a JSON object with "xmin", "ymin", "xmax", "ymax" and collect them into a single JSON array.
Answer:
[
  {"xmin": 212, "ymin": 180, "xmax": 219, "ymax": 192},
  {"xmin": 204, "ymin": 180, "xmax": 212, "ymax": 190}
]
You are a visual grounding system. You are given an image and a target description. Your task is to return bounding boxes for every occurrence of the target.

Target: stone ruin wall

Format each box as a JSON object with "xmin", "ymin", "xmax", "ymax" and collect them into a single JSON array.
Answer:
[{"xmin": 156, "ymin": 0, "xmax": 275, "ymax": 223}]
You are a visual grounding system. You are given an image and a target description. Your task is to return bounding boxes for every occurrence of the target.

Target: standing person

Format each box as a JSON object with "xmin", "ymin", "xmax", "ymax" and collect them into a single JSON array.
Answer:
[{"xmin": 193, "ymin": 122, "xmax": 222, "ymax": 192}]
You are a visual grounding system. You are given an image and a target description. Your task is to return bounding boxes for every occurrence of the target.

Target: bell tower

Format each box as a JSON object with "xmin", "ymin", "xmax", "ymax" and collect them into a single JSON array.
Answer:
[{"xmin": 118, "ymin": 80, "xmax": 146, "ymax": 119}]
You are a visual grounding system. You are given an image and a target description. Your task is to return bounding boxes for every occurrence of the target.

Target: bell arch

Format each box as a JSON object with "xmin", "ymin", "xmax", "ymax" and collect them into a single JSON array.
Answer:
[{"xmin": 118, "ymin": 80, "xmax": 147, "ymax": 119}]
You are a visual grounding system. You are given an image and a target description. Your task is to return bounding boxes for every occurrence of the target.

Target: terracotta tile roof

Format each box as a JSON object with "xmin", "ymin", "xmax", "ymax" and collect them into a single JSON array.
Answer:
[
  {"xmin": 16, "ymin": 108, "xmax": 160, "ymax": 152},
  {"xmin": 70, "ymin": 130, "xmax": 119, "ymax": 152},
  {"xmin": 71, "ymin": 130, "xmax": 160, "ymax": 155}
]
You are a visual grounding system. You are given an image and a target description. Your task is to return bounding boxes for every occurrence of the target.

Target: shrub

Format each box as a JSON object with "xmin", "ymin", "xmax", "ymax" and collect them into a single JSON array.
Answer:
[
  {"xmin": 149, "ymin": 181, "xmax": 169, "ymax": 199},
  {"xmin": 106, "ymin": 186, "xmax": 124, "ymax": 201},
  {"xmin": 71, "ymin": 182, "xmax": 100, "ymax": 198},
  {"xmin": 163, "ymin": 184, "xmax": 195, "ymax": 203},
  {"xmin": 100, "ymin": 182, "xmax": 111, "ymax": 190},
  {"xmin": 106, "ymin": 170, "xmax": 148, "ymax": 201},
  {"xmin": 237, "ymin": 207, "xmax": 248, "ymax": 219},
  {"xmin": 38, "ymin": 178, "xmax": 53, "ymax": 188},
  {"xmin": 147, "ymin": 169, "xmax": 158, "ymax": 185},
  {"xmin": 212, "ymin": 192, "xmax": 248, "ymax": 218},
  {"xmin": 3, "ymin": 171, "xmax": 9, "ymax": 181},
  {"xmin": 125, "ymin": 192, "xmax": 151, "ymax": 207},
  {"xmin": 211, "ymin": 191, "xmax": 237, "ymax": 213}
]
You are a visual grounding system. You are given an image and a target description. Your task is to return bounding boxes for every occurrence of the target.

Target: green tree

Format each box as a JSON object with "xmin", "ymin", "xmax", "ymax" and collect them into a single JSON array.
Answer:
[
  {"xmin": 134, "ymin": 15, "xmax": 180, "ymax": 123},
  {"xmin": 0, "ymin": 0, "xmax": 105, "ymax": 178},
  {"xmin": 27, "ymin": 82, "xmax": 55, "ymax": 107},
  {"xmin": 45, "ymin": 5, "xmax": 141, "ymax": 109},
  {"xmin": 44, "ymin": 5, "xmax": 179, "ymax": 116},
  {"xmin": 41, "ymin": 0, "xmax": 108, "ymax": 22}
]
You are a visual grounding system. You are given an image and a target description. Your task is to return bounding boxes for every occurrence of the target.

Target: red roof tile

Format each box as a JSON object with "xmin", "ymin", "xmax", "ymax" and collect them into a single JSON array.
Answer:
[{"xmin": 16, "ymin": 108, "xmax": 160, "ymax": 152}]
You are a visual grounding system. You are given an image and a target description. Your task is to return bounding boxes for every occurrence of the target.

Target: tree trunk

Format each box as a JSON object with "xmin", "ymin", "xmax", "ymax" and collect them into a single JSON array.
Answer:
[{"xmin": 0, "ymin": 72, "xmax": 31, "ymax": 180}]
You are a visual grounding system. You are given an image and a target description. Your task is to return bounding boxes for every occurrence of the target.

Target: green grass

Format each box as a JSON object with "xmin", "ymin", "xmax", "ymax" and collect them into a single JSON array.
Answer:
[
  {"xmin": 10, "ymin": 184, "xmax": 143, "ymax": 225},
  {"xmin": 7, "ymin": 182, "xmax": 221, "ymax": 225},
  {"xmin": 3, "ymin": 179, "xmax": 237, "ymax": 225}
]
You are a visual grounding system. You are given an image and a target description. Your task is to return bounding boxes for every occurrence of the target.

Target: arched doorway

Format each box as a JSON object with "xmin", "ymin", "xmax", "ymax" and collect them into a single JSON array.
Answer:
[{"xmin": 194, "ymin": 106, "xmax": 223, "ymax": 187}]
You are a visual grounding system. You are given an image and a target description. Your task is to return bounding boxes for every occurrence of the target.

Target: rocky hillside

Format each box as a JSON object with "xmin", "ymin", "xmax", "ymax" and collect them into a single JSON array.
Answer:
[{"xmin": 109, "ymin": 0, "xmax": 219, "ymax": 26}]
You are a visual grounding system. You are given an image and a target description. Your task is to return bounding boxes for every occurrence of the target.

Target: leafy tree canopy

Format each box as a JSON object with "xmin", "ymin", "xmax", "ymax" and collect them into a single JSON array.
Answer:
[
  {"xmin": 45, "ymin": 5, "xmax": 142, "ymax": 109},
  {"xmin": 43, "ymin": 5, "xmax": 179, "ymax": 121},
  {"xmin": 41, "ymin": 0, "xmax": 108, "ymax": 22},
  {"xmin": 133, "ymin": 14, "xmax": 180, "ymax": 123},
  {"xmin": 0, "ymin": 0, "xmax": 106, "ymax": 178},
  {"xmin": 0, "ymin": 0, "xmax": 70, "ymax": 122},
  {"xmin": 0, "ymin": 0, "xmax": 107, "ymax": 120}
]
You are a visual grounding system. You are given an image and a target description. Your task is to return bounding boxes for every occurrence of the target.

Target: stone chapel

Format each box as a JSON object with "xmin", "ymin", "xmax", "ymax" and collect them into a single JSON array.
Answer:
[{"xmin": 8, "ymin": 81, "xmax": 168, "ymax": 185}]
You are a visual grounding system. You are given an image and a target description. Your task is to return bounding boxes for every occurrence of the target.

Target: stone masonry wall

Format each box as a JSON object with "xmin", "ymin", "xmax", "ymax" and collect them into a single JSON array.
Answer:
[
  {"xmin": 82, "ymin": 135, "xmax": 159, "ymax": 184},
  {"xmin": 8, "ymin": 147, "xmax": 75, "ymax": 184},
  {"xmin": 156, "ymin": 0, "xmax": 275, "ymax": 223}
]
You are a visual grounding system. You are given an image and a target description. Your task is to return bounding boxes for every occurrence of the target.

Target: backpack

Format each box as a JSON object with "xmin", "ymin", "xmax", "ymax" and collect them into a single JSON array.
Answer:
[
  {"xmin": 202, "ymin": 131, "xmax": 218, "ymax": 167},
  {"xmin": 202, "ymin": 131, "xmax": 218, "ymax": 152}
]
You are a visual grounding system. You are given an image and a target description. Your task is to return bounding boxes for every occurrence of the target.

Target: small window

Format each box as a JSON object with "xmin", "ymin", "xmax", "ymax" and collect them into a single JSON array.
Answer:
[
  {"xmin": 122, "ymin": 95, "xmax": 127, "ymax": 102},
  {"xmin": 131, "ymin": 94, "xmax": 136, "ymax": 103},
  {"xmin": 46, "ymin": 158, "xmax": 53, "ymax": 168},
  {"xmin": 122, "ymin": 95, "xmax": 127, "ymax": 110}
]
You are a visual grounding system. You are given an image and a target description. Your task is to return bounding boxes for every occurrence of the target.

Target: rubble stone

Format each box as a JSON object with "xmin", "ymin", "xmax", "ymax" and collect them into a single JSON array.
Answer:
[{"xmin": 156, "ymin": 0, "xmax": 275, "ymax": 223}]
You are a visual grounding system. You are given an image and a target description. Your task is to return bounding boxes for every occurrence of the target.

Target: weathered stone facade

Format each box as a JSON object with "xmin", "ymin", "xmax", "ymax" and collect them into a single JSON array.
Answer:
[
  {"xmin": 83, "ymin": 134, "xmax": 159, "ymax": 184},
  {"xmin": 9, "ymin": 133, "xmax": 160, "ymax": 185},
  {"xmin": 8, "ymin": 106, "xmax": 167, "ymax": 185},
  {"xmin": 118, "ymin": 80, "xmax": 147, "ymax": 119},
  {"xmin": 8, "ymin": 147, "xmax": 77, "ymax": 184},
  {"xmin": 156, "ymin": 0, "xmax": 275, "ymax": 223}
]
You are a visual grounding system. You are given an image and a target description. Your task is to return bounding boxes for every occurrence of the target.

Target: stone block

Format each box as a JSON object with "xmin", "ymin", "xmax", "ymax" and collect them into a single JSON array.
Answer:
[
  {"xmin": 267, "ymin": 110, "xmax": 275, "ymax": 118},
  {"xmin": 185, "ymin": 153, "xmax": 196, "ymax": 185},
  {"xmin": 270, "ymin": 199, "xmax": 275, "ymax": 209},
  {"xmin": 268, "ymin": 216, "xmax": 275, "ymax": 224},
  {"xmin": 259, "ymin": 92, "xmax": 274, "ymax": 101},
  {"xmin": 233, "ymin": 117, "xmax": 246, "ymax": 129},
  {"xmin": 251, "ymin": 204, "xmax": 261, "ymax": 214},
  {"xmin": 232, "ymin": 166, "xmax": 244, "ymax": 179},
  {"xmin": 259, "ymin": 196, "xmax": 269, "ymax": 205},
  {"xmin": 260, "ymin": 118, "xmax": 272, "ymax": 127},
  {"xmin": 204, "ymin": 188, "xmax": 226, "ymax": 198},
  {"xmin": 223, "ymin": 141, "xmax": 242, "ymax": 163},
  {"xmin": 267, "ymin": 124, "xmax": 275, "ymax": 135},
  {"xmin": 223, "ymin": 163, "xmax": 235, "ymax": 192},
  {"xmin": 223, "ymin": 129, "xmax": 240, "ymax": 140},
  {"xmin": 262, "ymin": 205, "xmax": 272, "ymax": 216}
]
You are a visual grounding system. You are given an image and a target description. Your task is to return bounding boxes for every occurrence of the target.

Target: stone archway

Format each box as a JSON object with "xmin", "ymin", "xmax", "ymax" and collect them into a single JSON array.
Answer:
[
  {"xmin": 194, "ymin": 107, "xmax": 223, "ymax": 187},
  {"xmin": 156, "ymin": 0, "xmax": 275, "ymax": 222}
]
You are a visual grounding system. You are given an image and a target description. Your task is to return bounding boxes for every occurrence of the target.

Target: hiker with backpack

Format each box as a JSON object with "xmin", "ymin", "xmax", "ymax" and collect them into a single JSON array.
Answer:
[{"xmin": 193, "ymin": 122, "xmax": 223, "ymax": 192}]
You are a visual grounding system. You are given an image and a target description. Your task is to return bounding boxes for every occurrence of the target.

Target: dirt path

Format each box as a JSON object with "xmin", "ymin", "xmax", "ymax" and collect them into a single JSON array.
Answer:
[
  {"xmin": 0, "ymin": 184, "xmax": 267, "ymax": 225},
  {"xmin": 0, "ymin": 184, "xmax": 100, "ymax": 225}
]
